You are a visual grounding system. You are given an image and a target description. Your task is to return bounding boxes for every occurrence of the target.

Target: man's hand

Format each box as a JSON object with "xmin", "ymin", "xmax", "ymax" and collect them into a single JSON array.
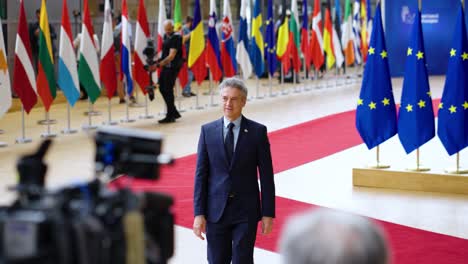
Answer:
[
  {"xmin": 261, "ymin": 217, "xmax": 274, "ymax": 235},
  {"xmin": 193, "ymin": 215, "xmax": 207, "ymax": 240}
]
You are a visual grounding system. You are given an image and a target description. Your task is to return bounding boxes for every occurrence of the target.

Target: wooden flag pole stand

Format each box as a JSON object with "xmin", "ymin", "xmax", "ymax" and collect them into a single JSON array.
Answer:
[
  {"xmin": 15, "ymin": 106, "xmax": 32, "ymax": 144},
  {"xmin": 62, "ymin": 103, "xmax": 78, "ymax": 134},
  {"xmin": 82, "ymin": 101, "xmax": 98, "ymax": 130},
  {"xmin": 367, "ymin": 145, "xmax": 390, "ymax": 169},
  {"xmin": 406, "ymin": 148, "xmax": 430, "ymax": 172},
  {"xmin": 121, "ymin": 80, "xmax": 136, "ymax": 123},
  {"xmin": 102, "ymin": 99, "xmax": 118, "ymax": 125},
  {"xmin": 445, "ymin": 152, "xmax": 468, "ymax": 174}
]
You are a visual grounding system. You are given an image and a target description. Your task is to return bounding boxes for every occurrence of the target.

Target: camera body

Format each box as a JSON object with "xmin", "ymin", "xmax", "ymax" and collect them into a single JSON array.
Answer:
[
  {"xmin": 0, "ymin": 127, "xmax": 175, "ymax": 264},
  {"xmin": 143, "ymin": 39, "xmax": 158, "ymax": 101}
]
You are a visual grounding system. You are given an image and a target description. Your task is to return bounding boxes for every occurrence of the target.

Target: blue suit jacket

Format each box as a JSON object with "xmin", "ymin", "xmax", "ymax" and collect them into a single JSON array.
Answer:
[{"xmin": 193, "ymin": 116, "xmax": 275, "ymax": 223}]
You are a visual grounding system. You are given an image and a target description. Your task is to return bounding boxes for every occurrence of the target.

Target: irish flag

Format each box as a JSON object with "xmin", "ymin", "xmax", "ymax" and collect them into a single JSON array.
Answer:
[
  {"xmin": 58, "ymin": 0, "xmax": 80, "ymax": 106},
  {"xmin": 78, "ymin": 0, "xmax": 101, "ymax": 103},
  {"xmin": 13, "ymin": 0, "xmax": 37, "ymax": 113},
  {"xmin": 36, "ymin": 0, "xmax": 56, "ymax": 111},
  {"xmin": 100, "ymin": 0, "xmax": 117, "ymax": 99}
]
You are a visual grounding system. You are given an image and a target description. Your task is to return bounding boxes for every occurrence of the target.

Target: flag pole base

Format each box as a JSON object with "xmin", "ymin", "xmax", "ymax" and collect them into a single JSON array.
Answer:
[
  {"xmin": 406, "ymin": 166, "xmax": 430, "ymax": 172},
  {"xmin": 41, "ymin": 132, "xmax": 57, "ymax": 139},
  {"xmin": 139, "ymin": 114, "xmax": 155, "ymax": 120},
  {"xmin": 61, "ymin": 128, "xmax": 78, "ymax": 134},
  {"xmin": 84, "ymin": 110, "xmax": 102, "ymax": 116},
  {"xmin": 444, "ymin": 167, "xmax": 468, "ymax": 174},
  {"xmin": 269, "ymin": 92, "xmax": 278, "ymax": 97},
  {"xmin": 129, "ymin": 102, "xmax": 145, "ymax": 108},
  {"xmin": 255, "ymin": 95, "xmax": 264, "ymax": 99},
  {"xmin": 37, "ymin": 119, "xmax": 57, "ymax": 125},
  {"xmin": 120, "ymin": 118, "xmax": 136, "ymax": 123},
  {"xmin": 15, "ymin": 137, "xmax": 32, "ymax": 144},
  {"xmin": 366, "ymin": 163, "xmax": 391, "ymax": 169},
  {"xmin": 0, "ymin": 142, "xmax": 7, "ymax": 148},
  {"xmin": 82, "ymin": 124, "xmax": 98, "ymax": 131}
]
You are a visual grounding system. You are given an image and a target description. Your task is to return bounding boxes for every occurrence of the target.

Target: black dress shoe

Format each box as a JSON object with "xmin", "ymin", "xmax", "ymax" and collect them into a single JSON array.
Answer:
[
  {"xmin": 182, "ymin": 92, "xmax": 191, "ymax": 97},
  {"xmin": 158, "ymin": 117, "xmax": 176, "ymax": 124},
  {"xmin": 190, "ymin": 92, "xmax": 197, "ymax": 96},
  {"xmin": 174, "ymin": 112, "xmax": 181, "ymax": 119}
]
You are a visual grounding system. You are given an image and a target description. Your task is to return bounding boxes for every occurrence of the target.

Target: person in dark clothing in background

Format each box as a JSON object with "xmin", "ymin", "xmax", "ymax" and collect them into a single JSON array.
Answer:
[{"xmin": 29, "ymin": 9, "xmax": 57, "ymax": 73}]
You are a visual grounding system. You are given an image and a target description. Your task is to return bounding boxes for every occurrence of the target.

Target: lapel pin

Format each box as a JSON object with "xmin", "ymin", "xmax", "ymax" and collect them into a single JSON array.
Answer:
[{"xmin": 244, "ymin": 129, "xmax": 248, "ymax": 133}]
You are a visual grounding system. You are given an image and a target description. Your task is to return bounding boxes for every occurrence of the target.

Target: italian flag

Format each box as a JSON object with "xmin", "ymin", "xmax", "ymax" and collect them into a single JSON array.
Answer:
[
  {"xmin": 78, "ymin": 0, "xmax": 101, "ymax": 103},
  {"xmin": 37, "ymin": 0, "xmax": 56, "ymax": 111}
]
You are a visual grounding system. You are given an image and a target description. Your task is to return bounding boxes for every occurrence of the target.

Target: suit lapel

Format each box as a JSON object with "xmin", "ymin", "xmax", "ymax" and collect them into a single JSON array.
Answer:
[{"xmin": 215, "ymin": 118, "xmax": 230, "ymax": 168}]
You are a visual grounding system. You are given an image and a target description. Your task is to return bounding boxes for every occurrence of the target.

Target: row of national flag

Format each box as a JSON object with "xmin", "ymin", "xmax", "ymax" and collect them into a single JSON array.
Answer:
[{"xmin": 356, "ymin": 1, "xmax": 468, "ymax": 157}]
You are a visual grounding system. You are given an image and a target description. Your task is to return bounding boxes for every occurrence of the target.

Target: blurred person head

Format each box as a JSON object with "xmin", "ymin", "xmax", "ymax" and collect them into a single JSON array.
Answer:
[{"xmin": 280, "ymin": 209, "xmax": 389, "ymax": 264}]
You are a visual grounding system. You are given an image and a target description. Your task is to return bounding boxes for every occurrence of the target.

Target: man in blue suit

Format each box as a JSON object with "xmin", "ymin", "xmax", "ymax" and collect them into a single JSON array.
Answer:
[{"xmin": 193, "ymin": 77, "xmax": 275, "ymax": 264}]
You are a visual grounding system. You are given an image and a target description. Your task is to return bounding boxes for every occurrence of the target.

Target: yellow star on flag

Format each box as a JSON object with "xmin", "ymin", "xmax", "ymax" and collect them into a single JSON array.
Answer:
[
  {"xmin": 418, "ymin": 100, "xmax": 426, "ymax": 108},
  {"xmin": 357, "ymin": 98, "xmax": 363, "ymax": 106},
  {"xmin": 368, "ymin": 47, "xmax": 375, "ymax": 55},
  {"xmin": 407, "ymin": 47, "xmax": 413, "ymax": 56},
  {"xmin": 382, "ymin": 98, "xmax": 390, "ymax": 106},
  {"xmin": 462, "ymin": 52, "xmax": 468, "ymax": 60},
  {"xmin": 406, "ymin": 104, "xmax": 413, "ymax": 112},
  {"xmin": 427, "ymin": 91, "xmax": 432, "ymax": 97},
  {"xmin": 463, "ymin": 101, "xmax": 468, "ymax": 110},
  {"xmin": 416, "ymin": 51, "xmax": 424, "ymax": 60},
  {"xmin": 439, "ymin": 102, "xmax": 443, "ymax": 109},
  {"xmin": 450, "ymin": 48, "xmax": 456, "ymax": 57},
  {"xmin": 449, "ymin": 105, "xmax": 457, "ymax": 113},
  {"xmin": 369, "ymin": 101, "xmax": 377, "ymax": 110},
  {"xmin": 380, "ymin": 50, "xmax": 388, "ymax": 59}
]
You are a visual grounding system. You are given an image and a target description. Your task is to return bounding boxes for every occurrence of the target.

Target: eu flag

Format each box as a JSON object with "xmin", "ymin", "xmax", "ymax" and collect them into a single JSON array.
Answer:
[
  {"xmin": 265, "ymin": 0, "xmax": 277, "ymax": 76},
  {"xmin": 250, "ymin": 0, "xmax": 264, "ymax": 77},
  {"xmin": 438, "ymin": 4, "xmax": 468, "ymax": 155},
  {"xmin": 356, "ymin": 3, "xmax": 397, "ymax": 149},
  {"xmin": 397, "ymin": 6, "xmax": 435, "ymax": 154}
]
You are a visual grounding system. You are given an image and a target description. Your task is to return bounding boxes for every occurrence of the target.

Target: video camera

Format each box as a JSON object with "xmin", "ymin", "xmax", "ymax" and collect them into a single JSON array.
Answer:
[
  {"xmin": 0, "ymin": 127, "xmax": 175, "ymax": 264},
  {"xmin": 143, "ymin": 39, "xmax": 158, "ymax": 101}
]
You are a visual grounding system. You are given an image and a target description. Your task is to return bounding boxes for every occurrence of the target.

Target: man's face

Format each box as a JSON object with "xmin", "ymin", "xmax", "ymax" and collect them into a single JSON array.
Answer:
[
  {"xmin": 164, "ymin": 23, "xmax": 174, "ymax": 36},
  {"xmin": 221, "ymin": 87, "xmax": 246, "ymax": 121}
]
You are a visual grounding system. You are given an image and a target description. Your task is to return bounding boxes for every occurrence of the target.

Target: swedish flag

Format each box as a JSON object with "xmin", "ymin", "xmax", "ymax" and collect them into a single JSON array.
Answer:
[
  {"xmin": 438, "ymin": 4, "xmax": 468, "ymax": 155},
  {"xmin": 398, "ymin": 6, "xmax": 435, "ymax": 154},
  {"xmin": 356, "ymin": 3, "xmax": 397, "ymax": 149}
]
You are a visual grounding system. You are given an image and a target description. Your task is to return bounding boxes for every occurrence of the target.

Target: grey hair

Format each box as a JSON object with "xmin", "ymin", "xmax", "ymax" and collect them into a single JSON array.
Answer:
[
  {"xmin": 280, "ymin": 209, "xmax": 389, "ymax": 264},
  {"xmin": 164, "ymin": 19, "xmax": 174, "ymax": 27},
  {"xmin": 218, "ymin": 77, "xmax": 248, "ymax": 97}
]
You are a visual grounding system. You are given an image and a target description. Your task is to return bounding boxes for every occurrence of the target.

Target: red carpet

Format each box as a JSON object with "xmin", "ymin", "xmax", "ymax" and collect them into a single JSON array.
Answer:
[{"xmin": 113, "ymin": 103, "xmax": 468, "ymax": 264}]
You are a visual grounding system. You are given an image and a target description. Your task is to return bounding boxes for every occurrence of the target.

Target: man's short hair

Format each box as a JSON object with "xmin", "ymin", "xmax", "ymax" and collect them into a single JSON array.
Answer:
[
  {"xmin": 164, "ymin": 19, "xmax": 174, "ymax": 27},
  {"xmin": 280, "ymin": 209, "xmax": 389, "ymax": 264},
  {"xmin": 219, "ymin": 77, "xmax": 249, "ymax": 98},
  {"xmin": 186, "ymin": 16, "xmax": 193, "ymax": 23}
]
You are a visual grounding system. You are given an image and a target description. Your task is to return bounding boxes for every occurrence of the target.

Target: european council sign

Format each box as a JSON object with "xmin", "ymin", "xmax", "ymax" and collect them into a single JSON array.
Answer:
[{"xmin": 385, "ymin": 0, "xmax": 459, "ymax": 76}]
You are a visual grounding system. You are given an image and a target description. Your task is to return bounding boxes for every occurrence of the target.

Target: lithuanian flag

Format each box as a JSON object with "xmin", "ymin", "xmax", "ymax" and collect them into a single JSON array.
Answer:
[{"xmin": 36, "ymin": 0, "xmax": 56, "ymax": 111}]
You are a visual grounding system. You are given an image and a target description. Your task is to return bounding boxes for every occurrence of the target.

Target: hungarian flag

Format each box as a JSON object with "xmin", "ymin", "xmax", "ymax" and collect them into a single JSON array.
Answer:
[
  {"xmin": 300, "ymin": 0, "xmax": 310, "ymax": 70},
  {"xmin": 58, "ymin": 0, "xmax": 80, "ymax": 106},
  {"xmin": 289, "ymin": 0, "xmax": 301, "ymax": 73},
  {"xmin": 36, "ymin": 0, "xmax": 56, "ymax": 111},
  {"xmin": 134, "ymin": 0, "xmax": 149, "ymax": 94},
  {"xmin": 100, "ymin": 0, "xmax": 117, "ymax": 98},
  {"xmin": 342, "ymin": 0, "xmax": 355, "ymax": 66},
  {"xmin": 221, "ymin": 0, "xmax": 237, "ymax": 77},
  {"xmin": 207, "ymin": 0, "xmax": 223, "ymax": 82},
  {"xmin": 13, "ymin": 0, "xmax": 37, "ymax": 113},
  {"xmin": 0, "ymin": 16, "xmax": 11, "ymax": 117},
  {"xmin": 78, "ymin": 0, "xmax": 101, "ymax": 103},
  {"xmin": 188, "ymin": 0, "xmax": 207, "ymax": 84},
  {"xmin": 310, "ymin": 0, "xmax": 324, "ymax": 71}
]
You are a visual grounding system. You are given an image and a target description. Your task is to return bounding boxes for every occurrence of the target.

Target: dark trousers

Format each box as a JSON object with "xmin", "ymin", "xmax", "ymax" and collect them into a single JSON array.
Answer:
[
  {"xmin": 206, "ymin": 198, "xmax": 258, "ymax": 264},
  {"xmin": 159, "ymin": 67, "xmax": 180, "ymax": 119}
]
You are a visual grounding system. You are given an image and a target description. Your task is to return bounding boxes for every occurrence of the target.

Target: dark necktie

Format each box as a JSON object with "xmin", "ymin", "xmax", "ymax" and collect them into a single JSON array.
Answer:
[{"xmin": 225, "ymin": 123, "xmax": 235, "ymax": 163}]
